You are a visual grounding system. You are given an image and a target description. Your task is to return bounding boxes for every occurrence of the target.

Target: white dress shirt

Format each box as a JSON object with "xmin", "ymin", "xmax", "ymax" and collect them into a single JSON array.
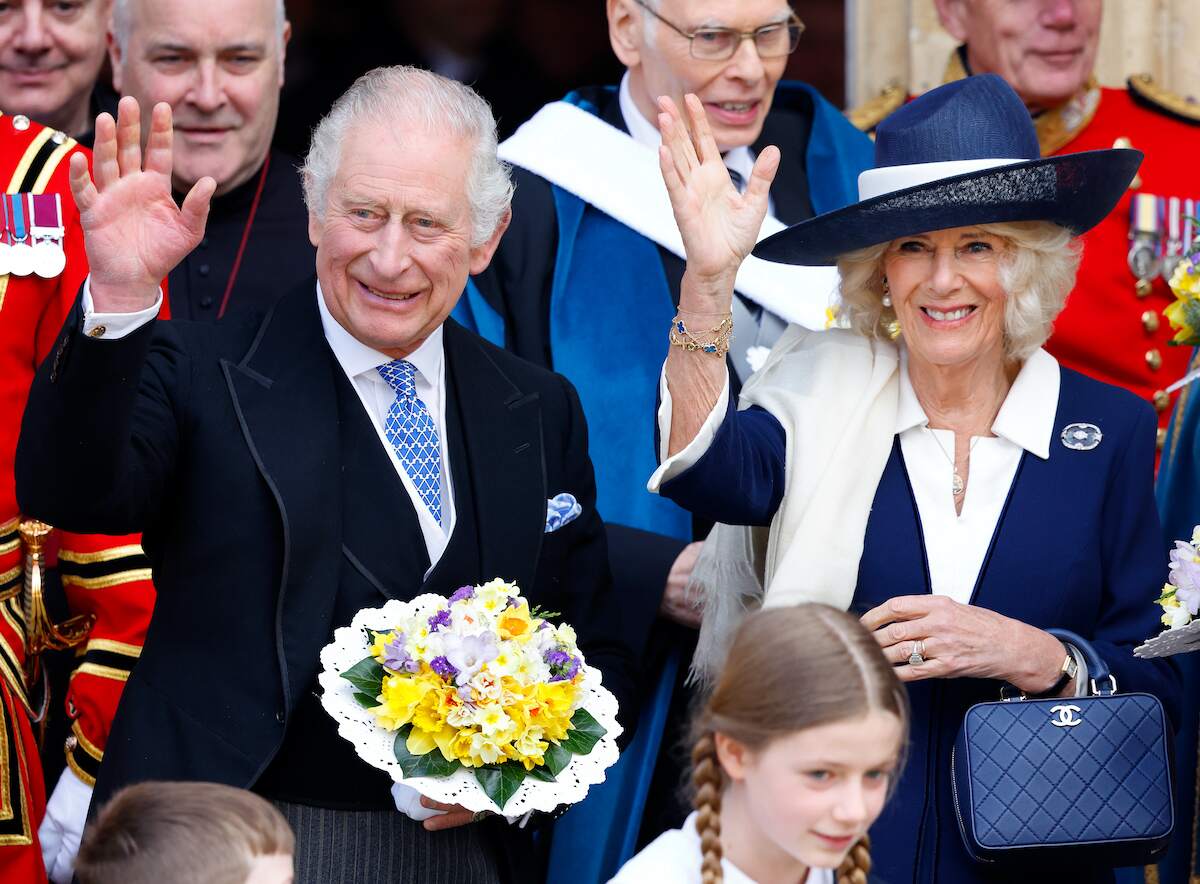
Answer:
[
  {"xmin": 81, "ymin": 280, "xmax": 457, "ymax": 573},
  {"xmin": 609, "ymin": 812, "xmax": 834, "ymax": 884},
  {"xmin": 655, "ymin": 346, "xmax": 1060, "ymax": 604}
]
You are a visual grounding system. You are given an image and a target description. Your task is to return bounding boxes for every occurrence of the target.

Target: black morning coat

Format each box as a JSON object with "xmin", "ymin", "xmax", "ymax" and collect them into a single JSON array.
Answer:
[
  {"xmin": 470, "ymin": 85, "xmax": 822, "ymax": 655},
  {"xmin": 16, "ymin": 281, "xmax": 640, "ymax": 881}
]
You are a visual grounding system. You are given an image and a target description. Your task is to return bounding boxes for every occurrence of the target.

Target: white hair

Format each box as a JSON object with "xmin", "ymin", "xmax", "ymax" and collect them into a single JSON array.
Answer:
[
  {"xmin": 111, "ymin": 0, "xmax": 288, "ymax": 52},
  {"xmin": 835, "ymin": 221, "xmax": 1081, "ymax": 361},
  {"xmin": 301, "ymin": 66, "xmax": 514, "ymax": 248}
]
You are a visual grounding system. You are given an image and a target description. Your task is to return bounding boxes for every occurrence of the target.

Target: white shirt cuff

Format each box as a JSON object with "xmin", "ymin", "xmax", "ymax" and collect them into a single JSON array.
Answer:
[
  {"xmin": 647, "ymin": 363, "xmax": 730, "ymax": 492},
  {"xmin": 81, "ymin": 277, "xmax": 163, "ymax": 339}
]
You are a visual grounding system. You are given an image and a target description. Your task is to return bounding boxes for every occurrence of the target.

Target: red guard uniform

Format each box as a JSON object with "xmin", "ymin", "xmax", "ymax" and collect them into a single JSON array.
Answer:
[
  {"xmin": 0, "ymin": 114, "xmax": 156, "ymax": 882},
  {"xmin": 852, "ymin": 55, "xmax": 1200, "ymax": 452}
]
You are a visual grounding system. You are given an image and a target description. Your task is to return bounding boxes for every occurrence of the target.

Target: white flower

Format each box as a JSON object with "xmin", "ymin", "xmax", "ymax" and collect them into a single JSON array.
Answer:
[
  {"xmin": 1167, "ymin": 604, "xmax": 1194, "ymax": 629},
  {"xmin": 477, "ymin": 705, "xmax": 514, "ymax": 737},
  {"xmin": 555, "ymin": 623, "xmax": 577, "ymax": 647},
  {"xmin": 468, "ymin": 732, "xmax": 505, "ymax": 765},
  {"xmin": 474, "ymin": 580, "xmax": 513, "ymax": 617},
  {"xmin": 468, "ymin": 669, "xmax": 503, "ymax": 702},
  {"xmin": 1191, "ymin": 525, "xmax": 1200, "ymax": 547}
]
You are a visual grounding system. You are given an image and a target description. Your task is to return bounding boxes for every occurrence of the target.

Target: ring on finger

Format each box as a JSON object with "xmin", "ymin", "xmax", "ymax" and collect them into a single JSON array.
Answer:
[
  {"xmin": 472, "ymin": 810, "xmax": 491, "ymax": 823},
  {"xmin": 907, "ymin": 639, "xmax": 926, "ymax": 666}
]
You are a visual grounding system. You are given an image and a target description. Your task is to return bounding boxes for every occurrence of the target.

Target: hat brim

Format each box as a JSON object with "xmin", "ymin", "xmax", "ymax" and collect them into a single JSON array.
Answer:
[{"xmin": 752, "ymin": 149, "xmax": 1143, "ymax": 266}]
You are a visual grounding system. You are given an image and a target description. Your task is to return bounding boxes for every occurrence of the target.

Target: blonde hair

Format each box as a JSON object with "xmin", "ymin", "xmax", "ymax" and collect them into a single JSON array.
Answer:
[
  {"xmin": 690, "ymin": 604, "xmax": 909, "ymax": 884},
  {"xmin": 75, "ymin": 781, "xmax": 294, "ymax": 884},
  {"xmin": 836, "ymin": 221, "xmax": 1080, "ymax": 361}
]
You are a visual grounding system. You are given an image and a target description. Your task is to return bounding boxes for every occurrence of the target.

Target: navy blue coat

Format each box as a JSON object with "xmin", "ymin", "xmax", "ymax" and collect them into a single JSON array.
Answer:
[{"xmin": 661, "ymin": 364, "xmax": 1181, "ymax": 884}]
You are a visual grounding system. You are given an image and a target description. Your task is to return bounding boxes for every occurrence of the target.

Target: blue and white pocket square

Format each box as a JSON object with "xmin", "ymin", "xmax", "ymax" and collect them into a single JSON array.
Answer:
[{"xmin": 545, "ymin": 493, "xmax": 582, "ymax": 533}]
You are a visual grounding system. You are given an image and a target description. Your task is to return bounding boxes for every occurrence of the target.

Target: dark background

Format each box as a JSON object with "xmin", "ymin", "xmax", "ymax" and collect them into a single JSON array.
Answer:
[{"xmin": 274, "ymin": 0, "xmax": 848, "ymax": 157}]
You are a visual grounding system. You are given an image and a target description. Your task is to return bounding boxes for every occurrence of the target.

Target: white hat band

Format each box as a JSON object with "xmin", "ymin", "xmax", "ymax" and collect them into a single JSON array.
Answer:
[{"xmin": 857, "ymin": 158, "xmax": 1026, "ymax": 201}]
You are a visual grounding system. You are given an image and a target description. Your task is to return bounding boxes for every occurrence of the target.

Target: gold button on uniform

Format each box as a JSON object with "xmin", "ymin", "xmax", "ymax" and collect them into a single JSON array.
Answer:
[
  {"xmin": 1158, "ymin": 428, "xmax": 1167, "ymax": 450},
  {"xmin": 1154, "ymin": 390, "xmax": 1170, "ymax": 412},
  {"xmin": 1130, "ymin": 174, "xmax": 1143, "ymax": 191},
  {"xmin": 87, "ymin": 325, "xmax": 106, "ymax": 338},
  {"xmin": 1136, "ymin": 279, "xmax": 1153, "ymax": 297},
  {"xmin": 1147, "ymin": 348, "xmax": 1163, "ymax": 371},
  {"xmin": 1142, "ymin": 310, "xmax": 1160, "ymax": 333},
  {"xmin": 64, "ymin": 734, "xmax": 77, "ymax": 752},
  {"xmin": 12, "ymin": 114, "xmax": 29, "ymax": 131},
  {"xmin": 1113, "ymin": 137, "xmax": 1132, "ymax": 149}
]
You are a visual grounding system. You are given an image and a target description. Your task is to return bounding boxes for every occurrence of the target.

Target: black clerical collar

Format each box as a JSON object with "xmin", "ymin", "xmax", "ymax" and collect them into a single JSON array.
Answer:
[{"xmin": 176, "ymin": 152, "xmax": 272, "ymax": 216}]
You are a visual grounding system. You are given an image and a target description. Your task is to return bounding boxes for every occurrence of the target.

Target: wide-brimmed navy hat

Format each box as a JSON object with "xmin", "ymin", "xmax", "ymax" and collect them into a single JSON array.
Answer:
[{"xmin": 753, "ymin": 73, "xmax": 1141, "ymax": 266}]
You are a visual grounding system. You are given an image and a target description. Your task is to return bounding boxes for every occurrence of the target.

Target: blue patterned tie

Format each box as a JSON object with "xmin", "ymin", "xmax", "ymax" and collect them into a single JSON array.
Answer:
[{"xmin": 377, "ymin": 360, "xmax": 442, "ymax": 526}]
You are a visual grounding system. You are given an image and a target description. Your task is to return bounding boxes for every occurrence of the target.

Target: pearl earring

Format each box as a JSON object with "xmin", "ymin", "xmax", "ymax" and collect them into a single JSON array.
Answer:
[{"xmin": 881, "ymin": 276, "xmax": 891, "ymax": 308}]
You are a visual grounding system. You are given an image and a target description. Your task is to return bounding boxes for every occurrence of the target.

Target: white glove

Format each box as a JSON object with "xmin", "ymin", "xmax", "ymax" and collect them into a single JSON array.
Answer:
[
  {"xmin": 390, "ymin": 783, "xmax": 446, "ymax": 821},
  {"xmin": 39, "ymin": 767, "xmax": 92, "ymax": 884}
]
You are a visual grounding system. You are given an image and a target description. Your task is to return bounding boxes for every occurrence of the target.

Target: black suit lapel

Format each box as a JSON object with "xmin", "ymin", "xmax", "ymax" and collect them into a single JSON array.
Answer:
[
  {"xmin": 221, "ymin": 284, "xmax": 342, "ymax": 716},
  {"xmin": 334, "ymin": 368, "xmax": 431, "ymax": 601},
  {"xmin": 442, "ymin": 321, "xmax": 546, "ymax": 591}
]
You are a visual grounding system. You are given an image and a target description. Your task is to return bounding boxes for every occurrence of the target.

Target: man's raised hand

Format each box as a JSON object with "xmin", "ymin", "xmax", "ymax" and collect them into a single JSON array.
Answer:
[{"xmin": 69, "ymin": 97, "xmax": 216, "ymax": 313}]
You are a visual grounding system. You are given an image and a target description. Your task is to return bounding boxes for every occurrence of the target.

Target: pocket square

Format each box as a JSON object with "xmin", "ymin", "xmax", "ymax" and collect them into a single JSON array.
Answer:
[{"xmin": 545, "ymin": 492, "xmax": 582, "ymax": 533}]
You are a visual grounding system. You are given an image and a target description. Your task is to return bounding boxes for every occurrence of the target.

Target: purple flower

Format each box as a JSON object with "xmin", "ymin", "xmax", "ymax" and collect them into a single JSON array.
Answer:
[
  {"xmin": 430, "ymin": 655, "xmax": 458, "ymax": 680},
  {"xmin": 428, "ymin": 608, "xmax": 452, "ymax": 632},
  {"xmin": 545, "ymin": 648, "xmax": 580, "ymax": 682},
  {"xmin": 449, "ymin": 585, "xmax": 476, "ymax": 604},
  {"xmin": 381, "ymin": 634, "xmax": 420, "ymax": 674},
  {"xmin": 1169, "ymin": 541, "xmax": 1200, "ymax": 614}
]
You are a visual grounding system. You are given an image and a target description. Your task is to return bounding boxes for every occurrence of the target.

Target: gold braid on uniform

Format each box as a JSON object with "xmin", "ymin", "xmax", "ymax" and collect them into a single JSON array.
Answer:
[
  {"xmin": 692, "ymin": 732, "xmax": 725, "ymax": 884},
  {"xmin": 837, "ymin": 835, "xmax": 872, "ymax": 884}
]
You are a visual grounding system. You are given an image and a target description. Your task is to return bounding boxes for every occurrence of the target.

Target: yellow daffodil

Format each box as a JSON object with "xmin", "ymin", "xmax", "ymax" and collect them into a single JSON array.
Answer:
[{"xmin": 497, "ymin": 602, "xmax": 534, "ymax": 643}]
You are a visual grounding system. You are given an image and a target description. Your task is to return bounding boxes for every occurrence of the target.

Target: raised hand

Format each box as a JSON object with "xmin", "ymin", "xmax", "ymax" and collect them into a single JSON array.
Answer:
[
  {"xmin": 69, "ymin": 96, "xmax": 216, "ymax": 312},
  {"xmin": 656, "ymin": 94, "xmax": 779, "ymax": 305}
]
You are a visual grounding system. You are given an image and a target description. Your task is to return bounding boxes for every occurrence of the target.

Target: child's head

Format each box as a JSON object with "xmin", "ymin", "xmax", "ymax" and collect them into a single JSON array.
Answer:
[
  {"xmin": 74, "ymin": 781, "xmax": 295, "ymax": 884},
  {"xmin": 691, "ymin": 604, "xmax": 909, "ymax": 884}
]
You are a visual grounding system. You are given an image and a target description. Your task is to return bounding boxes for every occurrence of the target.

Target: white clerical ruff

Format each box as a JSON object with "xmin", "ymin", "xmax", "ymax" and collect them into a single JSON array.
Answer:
[{"xmin": 498, "ymin": 101, "xmax": 839, "ymax": 332}]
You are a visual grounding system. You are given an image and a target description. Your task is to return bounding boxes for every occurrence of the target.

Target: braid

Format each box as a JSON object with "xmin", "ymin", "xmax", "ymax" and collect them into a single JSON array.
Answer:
[
  {"xmin": 691, "ymin": 732, "xmax": 724, "ymax": 884},
  {"xmin": 836, "ymin": 835, "xmax": 872, "ymax": 884}
]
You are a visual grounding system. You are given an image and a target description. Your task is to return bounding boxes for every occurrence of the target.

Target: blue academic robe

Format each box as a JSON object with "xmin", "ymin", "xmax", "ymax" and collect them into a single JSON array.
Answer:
[{"xmin": 663, "ymin": 365, "xmax": 1180, "ymax": 884}]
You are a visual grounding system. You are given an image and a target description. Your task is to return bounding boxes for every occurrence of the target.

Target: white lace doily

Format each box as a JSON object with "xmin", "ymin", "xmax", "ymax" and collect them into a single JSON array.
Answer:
[
  {"xmin": 317, "ymin": 597, "xmax": 623, "ymax": 815},
  {"xmin": 1135, "ymin": 618, "xmax": 1200, "ymax": 658}
]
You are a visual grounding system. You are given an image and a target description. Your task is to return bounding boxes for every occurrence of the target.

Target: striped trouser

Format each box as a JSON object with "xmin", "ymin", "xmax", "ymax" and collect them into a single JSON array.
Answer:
[{"xmin": 274, "ymin": 800, "xmax": 504, "ymax": 884}]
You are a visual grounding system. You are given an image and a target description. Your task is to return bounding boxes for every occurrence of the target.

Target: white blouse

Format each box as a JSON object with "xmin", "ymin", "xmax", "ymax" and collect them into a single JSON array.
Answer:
[
  {"xmin": 608, "ymin": 812, "xmax": 835, "ymax": 884},
  {"xmin": 655, "ymin": 346, "xmax": 1061, "ymax": 604}
]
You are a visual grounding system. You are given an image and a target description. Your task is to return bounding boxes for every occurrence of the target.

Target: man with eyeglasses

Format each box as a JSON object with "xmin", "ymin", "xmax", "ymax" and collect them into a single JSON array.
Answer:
[{"xmin": 453, "ymin": 2, "xmax": 872, "ymax": 880}]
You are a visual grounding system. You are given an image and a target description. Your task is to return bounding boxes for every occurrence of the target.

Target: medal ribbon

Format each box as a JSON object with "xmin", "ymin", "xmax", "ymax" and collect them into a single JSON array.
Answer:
[
  {"xmin": 30, "ymin": 193, "xmax": 60, "ymax": 234},
  {"xmin": 11, "ymin": 193, "xmax": 28, "ymax": 244},
  {"xmin": 1, "ymin": 195, "xmax": 10, "ymax": 247}
]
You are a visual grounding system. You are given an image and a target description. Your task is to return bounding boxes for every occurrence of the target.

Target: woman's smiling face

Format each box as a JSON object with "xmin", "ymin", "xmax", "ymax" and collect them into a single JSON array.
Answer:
[{"xmin": 883, "ymin": 226, "xmax": 1011, "ymax": 369}]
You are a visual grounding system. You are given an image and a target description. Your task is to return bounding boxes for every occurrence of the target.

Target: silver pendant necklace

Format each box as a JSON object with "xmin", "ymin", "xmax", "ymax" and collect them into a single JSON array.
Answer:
[{"xmin": 927, "ymin": 427, "xmax": 980, "ymax": 496}]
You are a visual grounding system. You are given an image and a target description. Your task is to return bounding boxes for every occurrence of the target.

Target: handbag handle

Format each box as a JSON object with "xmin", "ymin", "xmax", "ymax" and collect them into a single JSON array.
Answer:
[{"xmin": 1046, "ymin": 627, "xmax": 1116, "ymax": 695}]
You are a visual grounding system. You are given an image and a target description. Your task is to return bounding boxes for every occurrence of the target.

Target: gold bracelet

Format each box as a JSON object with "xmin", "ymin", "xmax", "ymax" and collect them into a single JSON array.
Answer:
[{"xmin": 669, "ymin": 313, "xmax": 733, "ymax": 358}]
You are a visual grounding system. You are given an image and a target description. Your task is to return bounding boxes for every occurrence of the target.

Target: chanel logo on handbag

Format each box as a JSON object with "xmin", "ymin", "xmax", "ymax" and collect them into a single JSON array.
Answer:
[{"xmin": 1049, "ymin": 704, "xmax": 1083, "ymax": 727}]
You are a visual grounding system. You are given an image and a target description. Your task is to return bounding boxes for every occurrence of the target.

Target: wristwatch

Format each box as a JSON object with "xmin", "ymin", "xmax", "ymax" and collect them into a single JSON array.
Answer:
[{"xmin": 1030, "ymin": 647, "xmax": 1079, "ymax": 698}]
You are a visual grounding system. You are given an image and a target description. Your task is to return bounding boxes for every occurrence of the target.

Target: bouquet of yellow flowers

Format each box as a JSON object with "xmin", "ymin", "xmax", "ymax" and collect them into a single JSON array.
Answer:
[
  {"xmin": 1165, "ymin": 255, "xmax": 1200, "ymax": 348},
  {"xmin": 318, "ymin": 579, "xmax": 621, "ymax": 813}
]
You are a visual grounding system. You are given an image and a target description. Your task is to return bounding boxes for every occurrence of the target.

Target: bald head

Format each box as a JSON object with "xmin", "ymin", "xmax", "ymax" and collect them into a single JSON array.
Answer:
[{"xmin": 108, "ymin": 0, "xmax": 290, "ymax": 196}]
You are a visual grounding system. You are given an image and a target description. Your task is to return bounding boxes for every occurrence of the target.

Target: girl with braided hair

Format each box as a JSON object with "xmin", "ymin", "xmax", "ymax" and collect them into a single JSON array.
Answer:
[{"xmin": 610, "ymin": 605, "xmax": 908, "ymax": 884}]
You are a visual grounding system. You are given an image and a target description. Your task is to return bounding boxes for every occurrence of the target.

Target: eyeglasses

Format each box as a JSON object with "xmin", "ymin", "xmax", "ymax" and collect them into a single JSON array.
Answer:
[{"xmin": 634, "ymin": 0, "xmax": 805, "ymax": 61}]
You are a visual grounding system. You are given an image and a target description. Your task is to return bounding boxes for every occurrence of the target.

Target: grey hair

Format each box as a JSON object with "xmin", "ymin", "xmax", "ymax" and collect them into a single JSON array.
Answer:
[
  {"xmin": 111, "ymin": 0, "xmax": 288, "ymax": 52},
  {"xmin": 835, "ymin": 221, "xmax": 1081, "ymax": 361},
  {"xmin": 301, "ymin": 66, "xmax": 514, "ymax": 248}
]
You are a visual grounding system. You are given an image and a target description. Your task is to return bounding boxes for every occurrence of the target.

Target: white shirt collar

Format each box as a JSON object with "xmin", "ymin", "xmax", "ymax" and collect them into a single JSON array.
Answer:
[
  {"xmin": 617, "ymin": 71, "xmax": 757, "ymax": 181},
  {"xmin": 895, "ymin": 347, "xmax": 1059, "ymax": 460},
  {"xmin": 315, "ymin": 282, "xmax": 444, "ymax": 385}
]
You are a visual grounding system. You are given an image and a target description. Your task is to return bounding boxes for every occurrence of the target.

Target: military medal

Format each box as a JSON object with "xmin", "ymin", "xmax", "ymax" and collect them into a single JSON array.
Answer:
[
  {"xmin": 1128, "ymin": 193, "xmax": 1162, "ymax": 290},
  {"xmin": 1163, "ymin": 196, "xmax": 1184, "ymax": 282},
  {"xmin": 0, "ymin": 195, "xmax": 13, "ymax": 276},
  {"xmin": 8, "ymin": 193, "xmax": 34, "ymax": 277},
  {"xmin": 30, "ymin": 193, "xmax": 65, "ymax": 278}
]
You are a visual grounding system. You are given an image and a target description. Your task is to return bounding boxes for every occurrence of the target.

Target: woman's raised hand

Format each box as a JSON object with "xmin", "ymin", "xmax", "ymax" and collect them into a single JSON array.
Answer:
[
  {"xmin": 69, "ymin": 96, "xmax": 216, "ymax": 312},
  {"xmin": 657, "ymin": 94, "xmax": 779, "ymax": 305}
]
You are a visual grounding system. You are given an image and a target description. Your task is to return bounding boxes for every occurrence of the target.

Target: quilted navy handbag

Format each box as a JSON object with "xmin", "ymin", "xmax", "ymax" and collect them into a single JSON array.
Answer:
[{"xmin": 951, "ymin": 629, "xmax": 1174, "ymax": 866}]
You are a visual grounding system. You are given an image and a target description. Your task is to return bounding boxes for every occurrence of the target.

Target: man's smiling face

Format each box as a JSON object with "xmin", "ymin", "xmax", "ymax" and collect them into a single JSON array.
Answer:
[{"xmin": 310, "ymin": 122, "xmax": 506, "ymax": 359}]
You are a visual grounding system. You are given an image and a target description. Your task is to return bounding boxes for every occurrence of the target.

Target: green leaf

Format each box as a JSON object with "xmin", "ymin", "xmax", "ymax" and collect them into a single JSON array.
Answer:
[
  {"xmin": 393, "ymin": 727, "xmax": 461, "ymax": 778},
  {"xmin": 353, "ymin": 691, "xmax": 377, "ymax": 709},
  {"xmin": 525, "ymin": 766, "xmax": 557, "ymax": 783},
  {"xmin": 559, "ymin": 707, "xmax": 607, "ymax": 756},
  {"xmin": 542, "ymin": 741, "xmax": 573, "ymax": 777},
  {"xmin": 474, "ymin": 763, "xmax": 526, "ymax": 810},
  {"xmin": 341, "ymin": 656, "xmax": 384, "ymax": 696}
]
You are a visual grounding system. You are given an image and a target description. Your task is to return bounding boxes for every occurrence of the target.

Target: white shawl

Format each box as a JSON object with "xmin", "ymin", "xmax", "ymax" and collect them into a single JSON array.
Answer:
[{"xmin": 651, "ymin": 326, "xmax": 900, "ymax": 678}]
